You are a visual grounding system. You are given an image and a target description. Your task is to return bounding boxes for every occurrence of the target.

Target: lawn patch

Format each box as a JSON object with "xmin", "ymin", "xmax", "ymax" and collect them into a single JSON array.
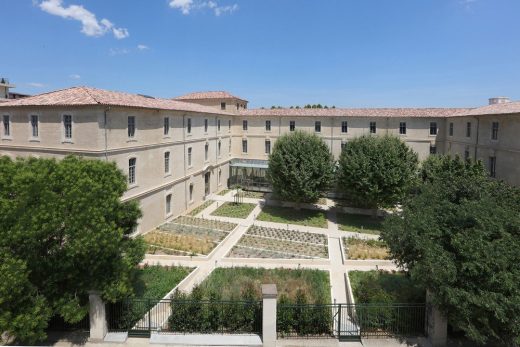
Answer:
[
  {"xmin": 337, "ymin": 213, "xmax": 383, "ymax": 235},
  {"xmin": 343, "ymin": 237, "xmax": 389, "ymax": 260},
  {"xmin": 257, "ymin": 205, "xmax": 327, "ymax": 228},
  {"xmin": 211, "ymin": 202, "xmax": 256, "ymax": 219},
  {"xmin": 133, "ymin": 265, "xmax": 192, "ymax": 299},
  {"xmin": 349, "ymin": 270, "xmax": 424, "ymax": 304}
]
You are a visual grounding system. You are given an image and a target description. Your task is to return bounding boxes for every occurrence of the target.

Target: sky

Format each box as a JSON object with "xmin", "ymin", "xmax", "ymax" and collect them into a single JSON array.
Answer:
[{"xmin": 2, "ymin": 0, "xmax": 520, "ymax": 108}]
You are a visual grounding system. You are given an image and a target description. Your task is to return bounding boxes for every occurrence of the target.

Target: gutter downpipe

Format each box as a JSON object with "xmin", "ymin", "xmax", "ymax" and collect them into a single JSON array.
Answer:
[
  {"xmin": 103, "ymin": 107, "xmax": 110, "ymax": 161},
  {"xmin": 474, "ymin": 116, "xmax": 480, "ymax": 160}
]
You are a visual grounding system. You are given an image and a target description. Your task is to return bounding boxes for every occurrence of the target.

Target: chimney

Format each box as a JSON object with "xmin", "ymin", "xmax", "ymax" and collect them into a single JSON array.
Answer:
[{"xmin": 488, "ymin": 97, "xmax": 511, "ymax": 105}]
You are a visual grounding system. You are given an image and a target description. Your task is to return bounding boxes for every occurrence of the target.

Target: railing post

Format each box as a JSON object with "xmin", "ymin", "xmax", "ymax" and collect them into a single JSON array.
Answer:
[
  {"xmin": 88, "ymin": 290, "xmax": 107, "ymax": 342},
  {"xmin": 426, "ymin": 291, "xmax": 447, "ymax": 347},
  {"xmin": 337, "ymin": 303, "xmax": 342, "ymax": 337},
  {"xmin": 262, "ymin": 284, "xmax": 278, "ymax": 347}
]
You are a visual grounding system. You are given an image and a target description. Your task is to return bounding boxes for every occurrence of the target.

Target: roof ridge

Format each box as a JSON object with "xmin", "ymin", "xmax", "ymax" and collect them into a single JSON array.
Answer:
[{"xmin": 79, "ymin": 86, "xmax": 101, "ymax": 104}]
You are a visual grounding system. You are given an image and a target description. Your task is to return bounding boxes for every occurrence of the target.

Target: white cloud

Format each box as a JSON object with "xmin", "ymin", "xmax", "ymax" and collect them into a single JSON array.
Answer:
[
  {"xmin": 169, "ymin": 0, "xmax": 193, "ymax": 14},
  {"xmin": 214, "ymin": 3, "xmax": 238, "ymax": 16},
  {"xmin": 27, "ymin": 82, "xmax": 45, "ymax": 88},
  {"xmin": 39, "ymin": 0, "xmax": 129, "ymax": 39},
  {"xmin": 69, "ymin": 74, "xmax": 81, "ymax": 79},
  {"xmin": 137, "ymin": 44, "xmax": 149, "ymax": 51},
  {"xmin": 169, "ymin": 0, "xmax": 238, "ymax": 16}
]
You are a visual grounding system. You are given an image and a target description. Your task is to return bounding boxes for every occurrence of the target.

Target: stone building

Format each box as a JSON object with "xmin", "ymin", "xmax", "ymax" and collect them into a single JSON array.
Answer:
[{"xmin": 1, "ymin": 86, "xmax": 518, "ymax": 232}]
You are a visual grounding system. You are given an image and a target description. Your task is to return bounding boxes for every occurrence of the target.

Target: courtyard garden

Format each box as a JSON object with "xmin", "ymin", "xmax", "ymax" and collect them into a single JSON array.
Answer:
[
  {"xmin": 343, "ymin": 237, "xmax": 389, "ymax": 260},
  {"xmin": 133, "ymin": 265, "xmax": 193, "ymax": 299},
  {"xmin": 337, "ymin": 212, "xmax": 384, "ymax": 235},
  {"xmin": 187, "ymin": 200, "xmax": 214, "ymax": 216},
  {"xmin": 227, "ymin": 225, "xmax": 328, "ymax": 259},
  {"xmin": 211, "ymin": 202, "xmax": 257, "ymax": 219},
  {"xmin": 144, "ymin": 216, "xmax": 237, "ymax": 256},
  {"xmin": 257, "ymin": 205, "xmax": 328, "ymax": 228}
]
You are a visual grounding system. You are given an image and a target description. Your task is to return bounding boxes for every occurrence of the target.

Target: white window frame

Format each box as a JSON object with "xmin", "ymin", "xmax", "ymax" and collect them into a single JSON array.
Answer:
[
  {"xmin": 62, "ymin": 114, "xmax": 73, "ymax": 143},
  {"xmin": 265, "ymin": 120, "xmax": 271, "ymax": 132},
  {"xmin": 399, "ymin": 122, "xmax": 406, "ymax": 135},
  {"xmin": 128, "ymin": 116, "xmax": 136, "ymax": 139},
  {"xmin": 242, "ymin": 139, "xmax": 248, "ymax": 153},
  {"xmin": 429, "ymin": 122, "xmax": 437, "ymax": 136},
  {"xmin": 165, "ymin": 192, "xmax": 173, "ymax": 217},
  {"xmin": 187, "ymin": 147, "xmax": 193, "ymax": 168},
  {"xmin": 164, "ymin": 151, "xmax": 171, "ymax": 176},
  {"xmin": 265, "ymin": 139, "xmax": 271, "ymax": 154},
  {"xmin": 128, "ymin": 157, "xmax": 137, "ymax": 187},
  {"xmin": 28, "ymin": 114, "xmax": 40, "ymax": 140}
]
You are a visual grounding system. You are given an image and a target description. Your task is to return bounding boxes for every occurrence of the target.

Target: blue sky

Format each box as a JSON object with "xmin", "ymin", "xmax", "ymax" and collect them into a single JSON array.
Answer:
[{"xmin": 2, "ymin": 0, "xmax": 520, "ymax": 108}]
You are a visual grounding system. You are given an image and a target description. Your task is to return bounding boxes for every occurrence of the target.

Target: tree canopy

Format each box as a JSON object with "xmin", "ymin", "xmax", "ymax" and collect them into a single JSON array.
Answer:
[
  {"xmin": 0, "ymin": 155, "xmax": 145, "ymax": 343},
  {"xmin": 337, "ymin": 135, "xmax": 419, "ymax": 209},
  {"xmin": 382, "ymin": 155, "xmax": 520, "ymax": 345},
  {"xmin": 267, "ymin": 131, "xmax": 334, "ymax": 203}
]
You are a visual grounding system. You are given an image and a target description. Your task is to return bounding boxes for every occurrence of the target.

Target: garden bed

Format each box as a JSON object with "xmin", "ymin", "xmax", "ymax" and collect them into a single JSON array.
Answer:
[
  {"xmin": 257, "ymin": 205, "xmax": 328, "ymax": 228},
  {"xmin": 145, "ymin": 217, "xmax": 236, "ymax": 256},
  {"xmin": 187, "ymin": 200, "xmax": 214, "ymax": 216},
  {"xmin": 228, "ymin": 225, "xmax": 328, "ymax": 259},
  {"xmin": 216, "ymin": 189, "xmax": 231, "ymax": 196},
  {"xmin": 349, "ymin": 270, "xmax": 425, "ymax": 304},
  {"xmin": 133, "ymin": 265, "xmax": 193, "ymax": 299},
  {"xmin": 337, "ymin": 213, "xmax": 384, "ymax": 235},
  {"xmin": 343, "ymin": 237, "xmax": 389, "ymax": 260},
  {"xmin": 211, "ymin": 202, "xmax": 256, "ymax": 219}
]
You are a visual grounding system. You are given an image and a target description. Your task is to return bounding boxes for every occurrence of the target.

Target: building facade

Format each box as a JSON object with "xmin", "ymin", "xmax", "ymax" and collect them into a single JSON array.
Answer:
[{"xmin": 1, "ymin": 87, "xmax": 519, "ymax": 233}]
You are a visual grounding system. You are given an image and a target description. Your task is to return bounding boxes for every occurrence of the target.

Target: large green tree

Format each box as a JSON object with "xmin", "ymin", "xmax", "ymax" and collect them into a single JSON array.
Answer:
[
  {"xmin": 337, "ymin": 135, "xmax": 419, "ymax": 208},
  {"xmin": 0, "ymin": 156, "xmax": 145, "ymax": 343},
  {"xmin": 382, "ymin": 155, "xmax": 520, "ymax": 345},
  {"xmin": 267, "ymin": 130, "xmax": 334, "ymax": 203}
]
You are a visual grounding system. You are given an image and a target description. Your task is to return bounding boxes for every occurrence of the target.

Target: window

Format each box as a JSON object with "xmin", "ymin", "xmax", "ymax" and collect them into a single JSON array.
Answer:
[
  {"xmin": 63, "ymin": 115, "xmax": 72, "ymax": 139},
  {"xmin": 188, "ymin": 147, "xmax": 192, "ymax": 167},
  {"xmin": 449, "ymin": 122, "xmax": 454, "ymax": 136},
  {"xmin": 315, "ymin": 121, "xmax": 321, "ymax": 133},
  {"xmin": 164, "ymin": 117, "xmax": 169, "ymax": 136},
  {"xmin": 217, "ymin": 119, "xmax": 221, "ymax": 132},
  {"xmin": 466, "ymin": 122, "xmax": 471, "ymax": 138},
  {"xmin": 429, "ymin": 122, "xmax": 437, "ymax": 136},
  {"xmin": 265, "ymin": 120, "xmax": 271, "ymax": 131},
  {"xmin": 369, "ymin": 122, "xmax": 376, "ymax": 134},
  {"xmin": 187, "ymin": 118, "xmax": 192, "ymax": 134},
  {"xmin": 128, "ymin": 158, "xmax": 136, "ymax": 185},
  {"xmin": 221, "ymin": 102, "xmax": 226, "ymax": 110},
  {"xmin": 242, "ymin": 139, "xmax": 248, "ymax": 153},
  {"xmin": 341, "ymin": 121, "xmax": 348, "ymax": 133},
  {"xmin": 289, "ymin": 121, "xmax": 295, "ymax": 131},
  {"xmin": 228, "ymin": 120, "xmax": 231, "ymax": 131},
  {"xmin": 236, "ymin": 103, "xmax": 239, "ymax": 111},
  {"xmin": 430, "ymin": 145, "xmax": 437, "ymax": 155},
  {"xmin": 399, "ymin": 122, "xmax": 406, "ymax": 135},
  {"xmin": 464, "ymin": 149, "xmax": 470, "ymax": 161},
  {"xmin": 341, "ymin": 141, "xmax": 347, "ymax": 151},
  {"xmin": 164, "ymin": 152, "xmax": 170, "ymax": 174},
  {"xmin": 204, "ymin": 119, "xmax": 208, "ymax": 133},
  {"xmin": 165, "ymin": 194, "xmax": 172, "ymax": 215},
  {"xmin": 3, "ymin": 115, "xmax": 10, "ymax": 137},
  {"xmin": 218, "ymin": 140, "xmax": 221, "ymax": 157},
  {"xmin": 205, "ymin": 143, "xmax": 209, "ymax": 161},
  {"xmin": 218, "ymin": 169, "xmax": 222, "ymax": 185},
  {"xmin": 491, "ymin": 122, "xmax": 499, "ymax": 140},
  {"xmin": 243, "ymin": 120, "xmax": 248, "ymax": 131},
  {"xmin": 489, "ymin": 156, "xmax": 496, "ymax": 178},
  {"xmin": 128, "ymin": 116, "xmax": 135, "ymax": 138},
  {"xmin": 30, "ymin": 115, "xmax": 39, "ymax": 138},
  {"xmin": 265, "ymin": 139, "xmax": 271, "ymax": 154},
  {"xmin": 189, "ymin": 183, "xmax": 194, "ymax": 201}
]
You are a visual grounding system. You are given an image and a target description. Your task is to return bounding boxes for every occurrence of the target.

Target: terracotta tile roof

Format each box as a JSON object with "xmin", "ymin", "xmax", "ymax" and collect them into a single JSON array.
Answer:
[
  {"xmin": 174, "ymin": 91, "xmax": 247, "ymax": 102},
  {"xmin": 0, "ymin": 86, "xmax": 234, "ymax": 115},
  {"xmin": 450, "ymin": 101, "xmax": 520, "ymax": 117},
  {"xmin": 239, "ymin": 107, "xmax": 472, "ymax": 118}
]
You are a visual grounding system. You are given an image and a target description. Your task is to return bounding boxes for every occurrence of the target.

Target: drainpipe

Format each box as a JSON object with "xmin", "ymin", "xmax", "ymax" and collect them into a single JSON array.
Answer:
[
  {"xmin": 103, "ymin": 107, "xmax": 110, "ymax": 161},
  {"xmin": 183, "ymin": 114, "xmax": 187, "ymax": 211},
  {"xmin": 474, "ymin": 116, "xmax": 480, "ymax": 160}
]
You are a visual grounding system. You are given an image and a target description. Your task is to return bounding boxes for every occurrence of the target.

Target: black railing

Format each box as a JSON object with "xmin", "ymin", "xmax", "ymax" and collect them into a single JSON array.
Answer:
[{"xmin": 277, "ymin": 303, "xmax": 336, "ymax": 339}]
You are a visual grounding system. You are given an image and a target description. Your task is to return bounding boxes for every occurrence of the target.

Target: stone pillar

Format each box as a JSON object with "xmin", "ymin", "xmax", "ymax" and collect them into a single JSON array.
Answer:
[
  {"xmin": 89, "ymin": 291, "xmax": 107, "ymax": 342},
  {"xmin": 426, "ymin": 290, "xmax": 447, "ymax": 347},
  {"xmin": 262, "ymin": 284, "xmax": 278, "ymax": 347}
]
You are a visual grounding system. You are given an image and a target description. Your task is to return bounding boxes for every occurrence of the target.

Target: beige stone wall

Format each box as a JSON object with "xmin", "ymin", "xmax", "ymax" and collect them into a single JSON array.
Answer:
[
  {"xmin": 176, "ymin": 98, "xmax": 246, "ymax": 113},
  {"xmin": 233, "ymin": 116, "xmax": 445, "ymax": 160},
  {"xmin": 444, "ymin": 114, "xmax": 520, "ymax": 186}
]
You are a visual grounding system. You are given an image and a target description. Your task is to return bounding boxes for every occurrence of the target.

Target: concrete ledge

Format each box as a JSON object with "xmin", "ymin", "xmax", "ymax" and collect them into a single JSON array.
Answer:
[
  {"xmin": 150, "ymin": 333, "xmax": 262, "ymax": 346},
  {"xmin": 103, "ymin": 332, "xmax": 128, "ymax": 343}
]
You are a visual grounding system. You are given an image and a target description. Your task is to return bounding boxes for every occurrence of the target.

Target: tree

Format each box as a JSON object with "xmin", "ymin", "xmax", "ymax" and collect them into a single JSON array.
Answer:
[
  {"xmin": 267, "ymin": 131, "xmax": 334, "ymax": 203},
  {"xmin": 337, "ymin": 135, "xmax": 419, "ymax": 208},
  {"xmin": 0, "ymin": 155, "xmax": 145, "ymax": 343},
  {"xmin": 381, "ymin": 156, "xmax": 520, "ymax": 345}
]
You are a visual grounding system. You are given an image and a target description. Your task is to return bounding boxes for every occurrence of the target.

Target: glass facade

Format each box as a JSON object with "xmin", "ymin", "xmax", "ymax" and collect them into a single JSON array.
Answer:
[{"xmin": 229, "ymin": 158, "xmax": 271, "ymax": 192}]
